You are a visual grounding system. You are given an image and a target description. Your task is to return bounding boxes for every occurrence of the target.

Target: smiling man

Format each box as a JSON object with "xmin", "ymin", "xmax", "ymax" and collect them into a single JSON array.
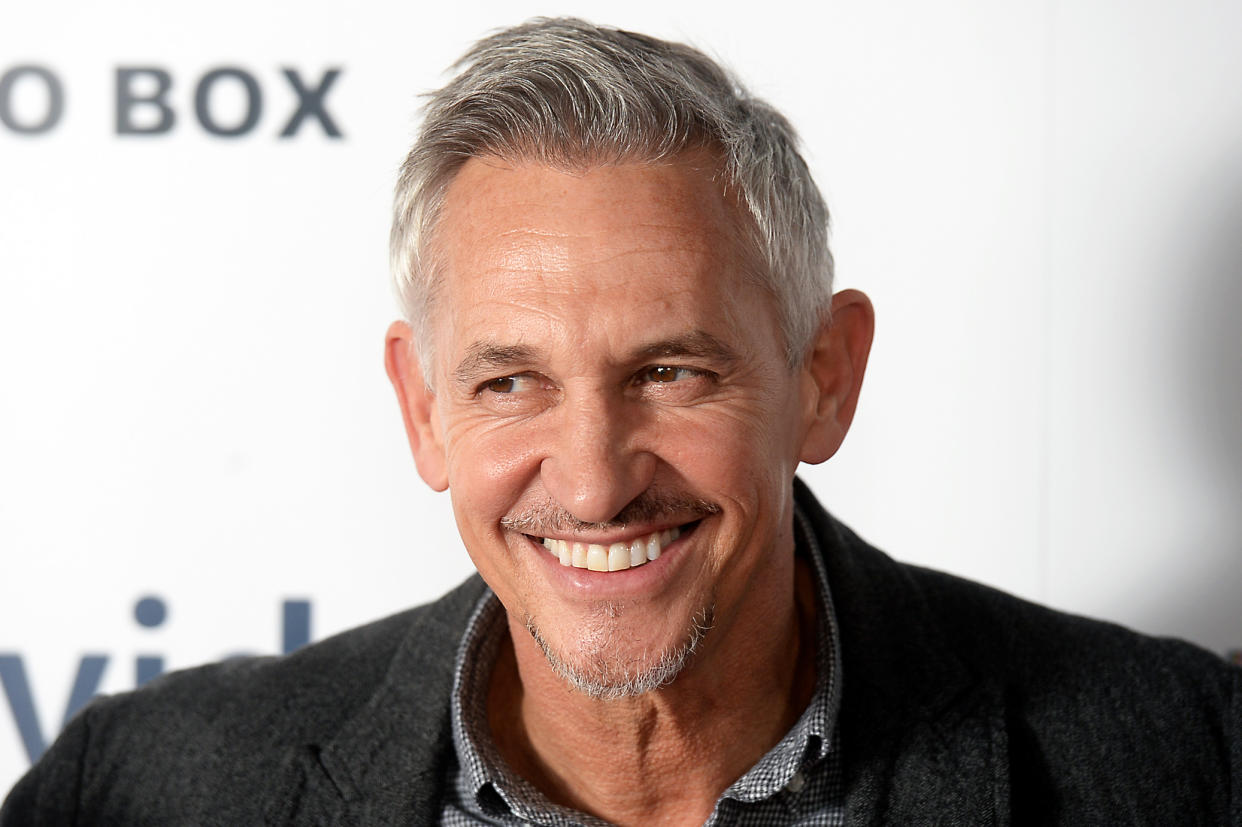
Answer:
[
  {"xmin": 380, "ymin": 39, "xmax": 877, "ymax": 815},
  {"xmin": 382, "ymin": 141, "xmax": 870, "ymax": 822},
  {"xmin": 4, "ymin": 17, "xmax": 1239, "ymax": 827}
]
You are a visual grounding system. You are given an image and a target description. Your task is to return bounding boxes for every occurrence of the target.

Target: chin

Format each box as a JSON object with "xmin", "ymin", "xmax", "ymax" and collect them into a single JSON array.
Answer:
[{"xmin": 523, "ymin": 602, "xmax": 715, "ymax": 700}]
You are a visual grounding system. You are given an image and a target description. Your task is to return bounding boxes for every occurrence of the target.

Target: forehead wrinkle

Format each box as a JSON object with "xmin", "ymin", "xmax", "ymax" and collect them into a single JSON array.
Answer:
[
  {"xmin": 484, "ymin": 234, "xmax": 569, "ymax": 277},
  {"xmin": 495, "ymin": 227, "xmax": 572, "ymax": 243},
  {"xmin": 513, "ymin": 245, "xmax": 722, "ymax": 295},
  {"xmin": 580, "ymin": 243, "xmax": 715, "ymax": 271},
  {"xmin": 488, "ymin": 235, "xmax": 716, "ymax": 275}
]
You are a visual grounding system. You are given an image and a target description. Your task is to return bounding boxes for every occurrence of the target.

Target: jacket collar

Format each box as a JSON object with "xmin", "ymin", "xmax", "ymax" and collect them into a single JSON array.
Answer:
[{"xmin": 794, "ymin": 480, "xmax": 1011, "ymax": 825}]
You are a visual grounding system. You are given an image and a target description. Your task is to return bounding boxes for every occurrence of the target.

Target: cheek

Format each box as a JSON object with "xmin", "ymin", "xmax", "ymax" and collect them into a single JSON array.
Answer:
[
  {"xmin": 657, "ymin": 393, "xmax": 801, "ymax": 480},
  {"xmin": 442, "ymin": 413, "xmax": 543, "ymax": 534}
]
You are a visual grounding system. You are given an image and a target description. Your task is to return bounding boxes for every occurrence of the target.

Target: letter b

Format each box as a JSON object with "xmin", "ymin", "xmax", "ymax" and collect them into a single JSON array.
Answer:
[{"xmin": 116, "ymin": 67, "xmax": 175, "ymax": 135}]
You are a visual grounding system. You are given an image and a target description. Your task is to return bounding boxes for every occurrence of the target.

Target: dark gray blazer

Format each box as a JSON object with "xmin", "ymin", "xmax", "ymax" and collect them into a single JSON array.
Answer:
[{"xmin": 4, "ymin": 481, "xmax": 1240, "ymax": 825}]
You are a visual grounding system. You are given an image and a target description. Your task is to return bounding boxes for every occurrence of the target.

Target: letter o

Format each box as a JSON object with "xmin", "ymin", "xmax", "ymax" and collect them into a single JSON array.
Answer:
[
  {"xmin": 0, "ymin": 65, "xmax": 64, "ymax": 134},
  {"xmin": 194, "ymin": 67, "xmax": 262, "ymax": 137}
]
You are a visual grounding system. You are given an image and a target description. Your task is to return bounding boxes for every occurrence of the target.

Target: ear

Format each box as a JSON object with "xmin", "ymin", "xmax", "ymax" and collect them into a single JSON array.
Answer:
[
  {"xmin": 384, "ymin": 321, "xmax": 449, "ymax": 491},
  {"xmin": 798, "ymin": 289, "xmax": 875, "ymax": 465}
]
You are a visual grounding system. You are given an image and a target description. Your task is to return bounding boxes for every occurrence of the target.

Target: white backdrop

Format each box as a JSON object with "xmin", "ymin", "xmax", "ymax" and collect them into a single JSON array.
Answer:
[{"xmin": 3, "ymin": 0, "xmax": 1240, "ymax": 793}]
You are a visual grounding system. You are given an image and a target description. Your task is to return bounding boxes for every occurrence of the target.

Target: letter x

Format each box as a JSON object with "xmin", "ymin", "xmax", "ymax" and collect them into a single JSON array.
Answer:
[{"xmin": 280, "ymin": 68, "xmax": 343, "ymax": 138}]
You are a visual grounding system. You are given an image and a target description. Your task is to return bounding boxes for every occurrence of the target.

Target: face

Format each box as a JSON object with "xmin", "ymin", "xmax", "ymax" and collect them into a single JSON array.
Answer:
[{"xmin": 396, "ymin": 153, "xmax": 827, "ymax": 696}]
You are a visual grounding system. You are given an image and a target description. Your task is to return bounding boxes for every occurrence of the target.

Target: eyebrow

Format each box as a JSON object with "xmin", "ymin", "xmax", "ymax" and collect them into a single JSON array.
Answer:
[
  {"xmin": 631, "ymin": 330, "xmax": 741, "ymax": 365},
  {"xmin": 454, "ymin": 343, "xmax": 539, "ymax": 386},
  {"xmin": 452, "ymin": 329, "xmax": 741, "ymax": 386}
]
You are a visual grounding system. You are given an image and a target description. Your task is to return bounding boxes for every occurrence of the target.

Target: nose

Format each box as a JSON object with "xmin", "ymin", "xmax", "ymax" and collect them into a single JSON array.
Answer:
[{"xmin": 539, "ymin": 390, "xmax": 656, "ymax": 525}]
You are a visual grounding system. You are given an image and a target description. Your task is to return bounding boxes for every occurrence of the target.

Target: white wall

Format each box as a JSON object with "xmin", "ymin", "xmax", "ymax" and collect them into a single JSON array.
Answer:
[{"xmin": 3, "ymin": 0, "xmax": 1240, "ymax": 793}]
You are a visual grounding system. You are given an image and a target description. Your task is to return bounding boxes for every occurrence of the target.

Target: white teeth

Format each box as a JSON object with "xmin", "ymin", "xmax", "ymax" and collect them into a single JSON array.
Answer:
[
  {"xmin": 646, "ymin": 535, "xmax": 661, "ymax": 561},
  {"xmin": 607, "ymin": 543, "xmax": 629, "ymax": 571},
  {"xmin": 538, "ymin": 526, "xmax": 686, "ymax": 572},
  {"xmin": 587, "ymin": 544, "xmax": 609, "ymax": 572}
]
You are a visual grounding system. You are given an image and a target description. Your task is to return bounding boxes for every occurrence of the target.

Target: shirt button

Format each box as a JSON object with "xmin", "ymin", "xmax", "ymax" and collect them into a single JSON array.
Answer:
[{"xmin": 785, "ymin": 770, "xmax": 806, "ymax": 793}]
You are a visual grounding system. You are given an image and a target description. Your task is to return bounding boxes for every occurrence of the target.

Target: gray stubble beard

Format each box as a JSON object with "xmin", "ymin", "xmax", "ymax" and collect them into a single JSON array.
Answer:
[{"xmin": 524, "ymin": 602, "xmax": 716, "ymax": 701}]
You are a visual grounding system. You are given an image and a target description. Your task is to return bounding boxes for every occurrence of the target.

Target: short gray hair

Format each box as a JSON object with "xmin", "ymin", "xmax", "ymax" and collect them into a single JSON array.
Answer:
[{"xmin": 390, "ymin": 17, "xmax": 833, "ymax": 370}]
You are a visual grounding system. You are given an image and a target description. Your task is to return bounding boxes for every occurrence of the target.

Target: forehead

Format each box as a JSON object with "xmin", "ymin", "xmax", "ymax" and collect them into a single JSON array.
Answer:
[
  {"xmin": 429, "ymin": 154, "xmax": 773, "ymax": 371},
  {"xmin": 439, "ymin": 153, "xmax": 740, "ymax": 270}
]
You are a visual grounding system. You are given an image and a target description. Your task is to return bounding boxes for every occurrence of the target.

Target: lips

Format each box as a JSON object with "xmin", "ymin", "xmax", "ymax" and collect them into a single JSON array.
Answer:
[{"xmin": 535, "ymin": 525, "xmax": 686, "ymax": 571}]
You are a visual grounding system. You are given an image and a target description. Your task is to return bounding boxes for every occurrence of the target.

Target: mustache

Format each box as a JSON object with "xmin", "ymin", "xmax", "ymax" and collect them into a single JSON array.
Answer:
[{"xmin": 500, "ymin": 489, "xmax": 721, "ymax": 536}]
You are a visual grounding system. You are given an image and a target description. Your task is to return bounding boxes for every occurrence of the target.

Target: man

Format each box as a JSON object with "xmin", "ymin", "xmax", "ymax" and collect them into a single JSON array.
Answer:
[{"xmin": 3, "ymin": 17, "xmax": 1239, "ymax": 826}]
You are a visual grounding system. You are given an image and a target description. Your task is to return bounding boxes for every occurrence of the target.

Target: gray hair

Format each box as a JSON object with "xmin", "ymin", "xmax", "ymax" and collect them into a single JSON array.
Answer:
[{"xmin": 390, "ymin": 17, "xmax": 833, "ymax": 371}]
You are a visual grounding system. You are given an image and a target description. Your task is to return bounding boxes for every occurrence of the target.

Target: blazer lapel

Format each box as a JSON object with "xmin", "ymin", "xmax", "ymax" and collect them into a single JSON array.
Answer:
[{"xmin": 264, "ymin": 576, "xmax": 488, "ymax": 826}]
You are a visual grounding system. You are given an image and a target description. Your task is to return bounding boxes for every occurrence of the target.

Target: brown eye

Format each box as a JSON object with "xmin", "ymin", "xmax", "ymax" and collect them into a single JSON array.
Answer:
[
  {"xmin": 484, "ymin": 377, "xmax": 517, "ymax": 393},
  {"xmin": 649, "ymin": 366, "xmax": 675, "ymax": 382},
  {"xmin": 480, "ymin": 375, "xmax": 540, "ymax": 395},
  {"xmin": 645, "ymin": 366, "xmax": 690, "ymax": 383}
]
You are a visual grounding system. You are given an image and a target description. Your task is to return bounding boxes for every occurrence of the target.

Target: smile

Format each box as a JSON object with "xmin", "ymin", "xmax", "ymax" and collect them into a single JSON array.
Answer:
[{"xmin": 536, "ymin": 525, "xmax": 688, "ymax": 571}]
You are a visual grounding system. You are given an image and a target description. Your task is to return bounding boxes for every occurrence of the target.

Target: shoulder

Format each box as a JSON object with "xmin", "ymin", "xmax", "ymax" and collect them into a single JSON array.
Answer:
[
  {"xmin": 829, "ymin": 508, "xmax": 1237, "ymax": 709},
  {"xmin": 889, "ymin": 547, "xmax": 1238, "ymax": 730},
  {"xmin": 795, "ymin": 480, "xmax": 1240, "ymax": 821},
  {"xmin": 796, "ymin": 477, "xmax": 1237, "ymax": 699},
  {"xmin": 886, "ymin": 549, "xmax": 1239, "ymax": 820},
  {"xmin": 94, "ymin": 573, "xmax": 485, "ymax": 756},
  {"xmin": 1, "ymin": 575, "xmax": 487, "ymax": 825}
]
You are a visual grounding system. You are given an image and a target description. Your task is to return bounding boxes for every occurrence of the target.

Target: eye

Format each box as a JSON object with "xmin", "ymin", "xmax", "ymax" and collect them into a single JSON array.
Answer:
[
  {"xmin": 632, "ymin": 364, "xmax": 719, "ymax": 403},
  {"xmin": 479, "ymin": 375, "xmax": 539, "ymax": 395},
  {"xmin": 640, "ymin": 365, "xmax": 699, "ymax": 383}
]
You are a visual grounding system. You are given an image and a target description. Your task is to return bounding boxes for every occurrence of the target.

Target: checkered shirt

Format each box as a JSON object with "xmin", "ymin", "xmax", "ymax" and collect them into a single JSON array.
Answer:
[{"xmin": 440, "ymin": 505, "xmax": 846, "ymax": 825}]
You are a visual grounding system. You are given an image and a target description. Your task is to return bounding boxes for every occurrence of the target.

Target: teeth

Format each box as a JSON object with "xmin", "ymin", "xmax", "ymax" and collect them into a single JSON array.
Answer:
[
  {"xmin": 629, "ymin": 539, "xmax": 646, "ymax": 568},
  {"xmin": 538, "ymin": 526, "xmax": 683, "ymax": 572},
  {"xmin": 587, "ymin": 544, "xmax": 608, "ymax": 572}
]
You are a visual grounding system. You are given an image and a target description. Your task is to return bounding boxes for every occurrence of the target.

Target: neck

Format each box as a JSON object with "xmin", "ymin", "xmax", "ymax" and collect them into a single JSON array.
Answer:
[{"xmin": 487, "ymin": 557, "xmax": 818, "ymax": 826}]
